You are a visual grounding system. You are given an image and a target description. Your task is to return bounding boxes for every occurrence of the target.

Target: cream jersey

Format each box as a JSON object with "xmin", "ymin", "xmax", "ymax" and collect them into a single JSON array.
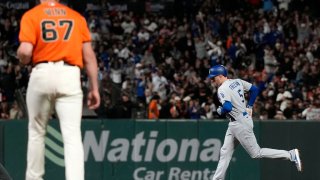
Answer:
[{"xmin": 217, "ymin": 79, "xmax": 252, "ymax": 118}]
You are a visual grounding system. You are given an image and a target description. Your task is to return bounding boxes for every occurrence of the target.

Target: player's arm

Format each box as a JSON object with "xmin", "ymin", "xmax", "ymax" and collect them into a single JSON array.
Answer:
[
  {"xmin": 216, "ymin": 89, "xmax": 232, "ymax": 115},
  {"xmin": 17, "ymin": 42, "xmax": 33, "ymax": 64},
  {"xmin": 245, "ymin": 85, "xmax": 259, "ymax": 116},
  {"xmin": 240, "ymin": 79, "xmax": 259, "ymax": 116},
  {"xmin": 217, "ymin": 101, "xmax": 232, "ymax": 115},
  {"xmin": 239, "ymin": 79, "xmax": 259, "ymax": 107},
  {"xmin": 247, "ymin": 85, "xmax": 259, "ymax": 108},
  {"xmin": 83, "ymin": 42, "xmax": 100, "ymax": 109},
  {"xmin": 18, "ymin": 12, "xmax": 35, "ymax": 64},
  {"xmin": 81, "ymin": 15, "xmax": 100, "ymax": 109}
]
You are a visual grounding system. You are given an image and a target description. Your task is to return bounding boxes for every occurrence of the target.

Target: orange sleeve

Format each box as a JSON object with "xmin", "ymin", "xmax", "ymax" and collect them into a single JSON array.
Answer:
[
  {"xmin": 226, "ymin": 36, "xmax": 232, "ymax": 49},
  {"xmin": 149, "ymin": 101, "xmax": 156, "ymax": 111},
  {"xmin": 148, "ymin": 100, "xmax": 159, "ymax": 119},
  {"xmin": 80, "ymin": 17, "xmax": 91, "ymax": 42},
  {"xmin": 150, "ymin": 101, "xmax": 156, "ymax": 110},
  {"xmin": 19, "ymin": 12, "xmax": 36, "ymax": 45},
  {"xmin": 154, "ymin": 110, "xmax": 159, "ymax": 118}
]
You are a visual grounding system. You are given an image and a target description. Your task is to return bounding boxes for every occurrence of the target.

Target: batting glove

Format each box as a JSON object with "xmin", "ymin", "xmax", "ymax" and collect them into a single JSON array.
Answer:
[
  {"xmin": 246, "ymin": 105, "xmax": 253, "ymax": 117},
  {"xmin": 217, "ymin": 106, "xmax": 223, "ymax": 115}
]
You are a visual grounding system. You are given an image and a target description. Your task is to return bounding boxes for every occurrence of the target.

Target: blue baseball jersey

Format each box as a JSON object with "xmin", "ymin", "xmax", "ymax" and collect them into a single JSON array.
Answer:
[{"xmin": 217, "ymin": 79, "xmax": 252, "ymax": 118}]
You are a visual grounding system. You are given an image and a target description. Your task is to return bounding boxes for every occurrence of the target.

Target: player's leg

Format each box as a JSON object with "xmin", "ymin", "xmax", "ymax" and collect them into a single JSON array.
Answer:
[
  {"xmin": 55, "ymin": 66, "xmax": 84, "ymax": 180},
  {"xmin": 289, "ymin": 149, "xmax": 302, "ymax": 171},
  {"xmin": 26, "ymin": 68, "xmax": 53, "ymax": 180},
  {"xmin": 231, "ymin": 120, "xmax": 302, "ymax": 171},
  {"xmin": 55, "ymin": 93, "xmax": 83, "ymax": 180},
  {"xmin": 231, "ymin": 124, "xmax": 290, "ymax": 159},
  {"xmin": 212, "ymin": 128, "xmax": 239, "ymax": 180}
]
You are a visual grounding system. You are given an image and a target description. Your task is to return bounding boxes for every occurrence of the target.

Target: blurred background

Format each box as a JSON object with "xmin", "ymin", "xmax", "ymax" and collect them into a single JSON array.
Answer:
[{"xmin": 0, "ymin": 0, "xmax": 320, "ymax": 121}]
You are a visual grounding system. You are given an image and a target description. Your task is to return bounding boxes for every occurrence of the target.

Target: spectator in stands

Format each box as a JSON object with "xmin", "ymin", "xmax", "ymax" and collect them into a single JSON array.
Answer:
[
  {"xmin": 263, "ymin": 47, "xmax": 278, "ymax": 78},
  {"xmin": 277, "ymin": 0, "xmax": 291, "ymax": 11},
  {"xmin": 148, "ymin": 94, "xmax": 160, "ymax": 119},
  {"xmin": 1, "ymin": 1, "xmax": 320, "ymax": 120},
  {"xmin": 187, "ymin": 98, "xmax": 201, "ymax": 119},
  {"xmin": 200, "ymin": 102, "xmax": 213, "ymax": 119},
  {"xmin": 9, "ymin": 100, "xmax": 22, "ymax": 119},
  {"xmin": 0, "ymin": 47, "xmax": 8, "ymax": 67},
  {"xmin": 274, "ymin": 110, "xmax": 287, "ymax": 120},
  {"xmin": 194, "ymin": 36, "xmax": 207, "ymax": 59},
  {"xmin": 0, "ymin": 101, "xmax": 9, "ymax": 119},
  {"xmin": 302, "ymin": 99, "xmax": 320, "ymax": 120},
  {"xmin": 169, "ymin": 96, "xmax": 182, "ymax": 118},
  {"xmin": 121, "ymin": 15, "xmax": 136, "ymax": 34},
  {"xmin": 112, "ymin": 93, "xmax": 134, "ymax": 119},
  {"xmin": 151, "ymin": 68, "xmax": 168, "ymax": 100}
]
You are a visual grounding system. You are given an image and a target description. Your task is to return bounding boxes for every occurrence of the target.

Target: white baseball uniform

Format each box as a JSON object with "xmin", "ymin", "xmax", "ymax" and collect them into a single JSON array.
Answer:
[
  {"xmin": 212, "ymin": 79, "xmax": 294, "ymax": 180},
  {"xmin": 19, "ymin": 2, "xmax": 95, "ymax": 180}
]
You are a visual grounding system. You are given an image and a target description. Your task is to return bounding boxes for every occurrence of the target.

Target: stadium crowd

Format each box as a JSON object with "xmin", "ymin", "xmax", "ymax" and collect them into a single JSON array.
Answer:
[{"xmin": 0, "ymin": 0, "xmax": 320, "ymax": 120}]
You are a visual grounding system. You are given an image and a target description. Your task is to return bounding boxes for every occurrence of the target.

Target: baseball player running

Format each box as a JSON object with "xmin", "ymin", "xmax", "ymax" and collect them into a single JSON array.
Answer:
[
  {"xmin": 17, "ymin": 0, "xmax": 100, "ymax": 179},
  {"xmin": 208, "ymin": 65, "xmax": 302, "ymax": 180}
]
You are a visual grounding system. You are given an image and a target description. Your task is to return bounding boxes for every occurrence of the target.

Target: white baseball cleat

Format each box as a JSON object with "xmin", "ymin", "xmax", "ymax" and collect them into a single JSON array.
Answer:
[{"xmin": 293, "ymin": 149, "xmax": 302, "ymax": 172}]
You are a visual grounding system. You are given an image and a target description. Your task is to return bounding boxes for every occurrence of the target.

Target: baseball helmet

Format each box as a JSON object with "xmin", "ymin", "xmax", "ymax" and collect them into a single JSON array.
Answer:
[{"xmin": 207, "ymin": 65, "xmax": 228, "ymax": 79}]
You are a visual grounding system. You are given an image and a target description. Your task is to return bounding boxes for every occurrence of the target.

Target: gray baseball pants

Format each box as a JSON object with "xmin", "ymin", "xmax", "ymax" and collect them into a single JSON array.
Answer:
[{"xmin": 212, "ymin": 114, "xmax": 292, "ymax": 180}]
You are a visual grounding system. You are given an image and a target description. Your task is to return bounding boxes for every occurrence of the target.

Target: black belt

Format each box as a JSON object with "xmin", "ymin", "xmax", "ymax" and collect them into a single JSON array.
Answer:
[
  {"xmin": 226, "ymin": 112, "xmax": 248, "ymax": 122},
  {"xmin": 226, "ymin": 114, "xmax": 236, "ymax": 122},
  {"xmin": 34, "ymin": 61, "xmax": 75, "ymax": 67}
]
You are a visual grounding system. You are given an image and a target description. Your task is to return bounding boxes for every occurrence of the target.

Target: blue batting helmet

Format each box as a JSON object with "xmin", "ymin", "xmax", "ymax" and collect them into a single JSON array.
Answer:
[{"xmin": 208, "ymin": 65, "xmax": 228, "ymax": 79}]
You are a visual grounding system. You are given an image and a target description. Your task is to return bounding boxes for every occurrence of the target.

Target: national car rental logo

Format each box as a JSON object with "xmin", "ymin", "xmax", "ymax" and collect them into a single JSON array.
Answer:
[{"xmin": 45, "ymin": 125, "xmax": 65, "ymax": 167}]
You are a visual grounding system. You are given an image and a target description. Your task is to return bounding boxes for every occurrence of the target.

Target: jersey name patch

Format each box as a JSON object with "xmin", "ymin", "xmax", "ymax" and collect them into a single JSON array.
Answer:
[{"xmin": 229, "ymin": 81, "xmax": 240, "ymax": 90}]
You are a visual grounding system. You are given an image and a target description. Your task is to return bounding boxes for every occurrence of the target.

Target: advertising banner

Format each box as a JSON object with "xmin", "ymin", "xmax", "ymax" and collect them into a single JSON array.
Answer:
[
  {"xmin": 3, "ymin": 120, "xmax": 259, "ymax": 180},
  {"xmin": 0, "ymin": 0, "xmax": 32, "ymax": 9}
]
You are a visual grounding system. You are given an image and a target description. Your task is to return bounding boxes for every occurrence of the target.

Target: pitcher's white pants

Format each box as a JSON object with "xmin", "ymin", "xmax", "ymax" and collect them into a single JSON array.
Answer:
[{"xmin": 25, "ymin": 61, "xmax": 84, "ymax": 180}]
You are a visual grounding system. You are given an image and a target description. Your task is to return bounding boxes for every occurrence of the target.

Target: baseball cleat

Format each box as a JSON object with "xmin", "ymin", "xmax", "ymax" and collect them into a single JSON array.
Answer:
[{"xmin": 293, "ymin": 149, "xmax": 302, "ymax": 172}]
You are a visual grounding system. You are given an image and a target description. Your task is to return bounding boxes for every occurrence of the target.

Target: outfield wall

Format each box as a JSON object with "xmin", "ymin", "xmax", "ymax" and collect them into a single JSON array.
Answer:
[{"xmin": 0, "ymin": 120, "xmax": 318, "ymax": 180}]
